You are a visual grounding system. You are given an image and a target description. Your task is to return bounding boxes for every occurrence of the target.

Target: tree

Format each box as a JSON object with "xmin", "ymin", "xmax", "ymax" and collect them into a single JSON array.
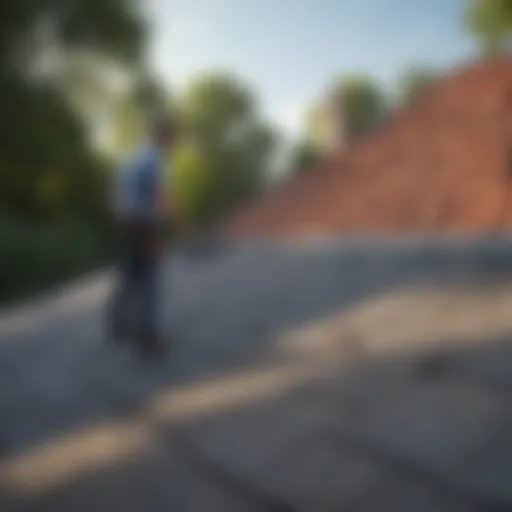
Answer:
[
  {"xmin": 174, "ymin": 72, "xmax": 277, "ymax": 226},
  {"xmin": 332, "ymin": 75, "xmax": 387, "ymax": 140},
  {"xmin": 303, "ymin": 103, "xmax": 331, "ymax": 150},
  {"xmin": 399, "ymin": 66, "xmax": 437, "ymax": 105},
  {"xmin": 180, "ymin": 73, "xmax": 255, "ymax": 148},
  {"xmin": 465, "ymin": 0, "xmax": 512, "ymax": 55},
  {"xmin": 0, "ymin": 1, "xmax": 150, "ymax": 300},
  {"xmin": 0, "ymin": 0, "xmax": 146, "ymax": 219},
  {"xmin": 0, "ymin": 0, "xmax": 147, "ymax": 225},
  {"xmin": 108, "ymin": 73, "xmax": 173, "ymax": 155},
  {"xmin": 0, "ymin": 0, "xmax": 146, "ymax": 69},
  {"xmin": 289, "ymin": 141, "xmax": 322, "ymax": 173},
  {"xmin": 171, "ymin": 144, "xmax": 213, "ymax": 225}
]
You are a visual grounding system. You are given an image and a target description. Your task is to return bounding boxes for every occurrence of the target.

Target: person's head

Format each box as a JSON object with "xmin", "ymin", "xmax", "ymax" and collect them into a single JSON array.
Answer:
[{"xmin": 150, "ymin": 116, "xmax": 176, "ymax": 150}]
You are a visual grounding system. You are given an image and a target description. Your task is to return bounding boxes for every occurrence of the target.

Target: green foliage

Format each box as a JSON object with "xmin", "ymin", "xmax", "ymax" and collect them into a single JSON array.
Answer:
[
  {"xmin": 107, "ymin": 71, "xmax": 277, "ymax": 229},
  {"xmin": 0, "ymin": 77, "xmax": 109, "ymax": 221},
  {"xmin": 110, "ymin": 96, "xmax": 146, "ymax": 155},
  {"xmin": 109, "ymin": 73, "xmax": 174, "ymax": 155},
  {"xmin": 290, "ymin": 141, "xmax": 322, "ymax": 173},
  {"xmin": 0, "ymin": 218, "xmax": 113, "ymax": 304},
  {"xmin": 333, "ymin": 75, "xmax": 387, "ymax": 139},
  {"xmin": 304, "ymin": 104, "xmax": 331, "ymax": 150},
  {"xmin": 55, "ymin": 0, "xmax": 147, "ymax": 64},
  {"xmin": 181, "ymin": 73, "xmax": 255, "ymax": 148},
  {"xmin": 399, "ymin": 66, "xmax": 437, "ymax": 105},
  {"xmin": 465, "ymin": 0, "xmax": 512, "ymax": 55},
  {"xmin": 0, "ymin": 0, "xmax": 145, "ymax": 219},
  {"xmin": 174, "ymin": 72, "xmax": 277, "ymax": 226},
  {"xmin": 289, "ymin": 76, "xmax": 386, "ymax": 178},
  {"xmin": 0, "ymin": 0, "xmax": 146, "ymax": 70},
  {"xmin": 172, "ymin": 144, "xmax": 216, "ymax": 225},
  {"xmin": 0, "ymin": 0, "xmax": 145, "ymax": 302}
]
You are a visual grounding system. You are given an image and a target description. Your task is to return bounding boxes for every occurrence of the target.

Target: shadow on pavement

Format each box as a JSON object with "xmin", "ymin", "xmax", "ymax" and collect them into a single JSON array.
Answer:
[
  {"xmin": 2, "ymin": 326, "xmax": 512, "ymax": 511},
  {"xmin": 1, "ymin": 237, "xmax": 512, "ymax": 510}
]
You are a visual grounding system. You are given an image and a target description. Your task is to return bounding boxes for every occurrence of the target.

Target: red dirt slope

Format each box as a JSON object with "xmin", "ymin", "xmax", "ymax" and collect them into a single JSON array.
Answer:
[{"xmin": 222, "ymin": 57, "xmax": 512, "ymax": 237}]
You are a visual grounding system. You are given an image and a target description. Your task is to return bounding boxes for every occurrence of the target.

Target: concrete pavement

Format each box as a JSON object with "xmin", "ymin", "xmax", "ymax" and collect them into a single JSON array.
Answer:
[{"xmin": 2, "ymin": 237, "xmax": 512, "ymax": 511}]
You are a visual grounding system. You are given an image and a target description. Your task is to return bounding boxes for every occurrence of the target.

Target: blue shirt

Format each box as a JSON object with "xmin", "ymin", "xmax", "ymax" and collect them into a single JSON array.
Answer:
[{"xmin": 113, "ymin": 144, "xmax": 167, "ymax": 221}]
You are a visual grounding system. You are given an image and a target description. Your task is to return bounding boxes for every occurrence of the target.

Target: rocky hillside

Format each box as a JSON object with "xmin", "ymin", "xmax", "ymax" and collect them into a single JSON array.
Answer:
[{"xmin": 223, "ymin": 57, "xmax": 512, "ymax": 237}]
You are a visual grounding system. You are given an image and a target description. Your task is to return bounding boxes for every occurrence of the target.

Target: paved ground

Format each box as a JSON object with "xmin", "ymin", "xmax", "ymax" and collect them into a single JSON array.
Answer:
[{"xmin": 2, "ymin": 236, "xmax": 512, "ymax": 511}]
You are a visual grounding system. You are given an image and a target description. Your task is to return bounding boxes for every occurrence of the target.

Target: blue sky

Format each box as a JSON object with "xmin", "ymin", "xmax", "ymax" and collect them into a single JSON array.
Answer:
[{"xmin": 147, "ymin": 0, "xmax": 476, "ymax": 137}]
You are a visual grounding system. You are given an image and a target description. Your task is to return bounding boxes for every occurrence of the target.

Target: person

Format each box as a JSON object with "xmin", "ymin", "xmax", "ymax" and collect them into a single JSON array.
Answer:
[{"xmin": 107, "ymin": 116, "xmax": 177, "ymax": 359}]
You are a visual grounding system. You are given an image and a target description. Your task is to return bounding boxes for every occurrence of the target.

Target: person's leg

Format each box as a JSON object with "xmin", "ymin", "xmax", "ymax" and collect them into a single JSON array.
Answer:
[
  {"xmin": 107, "ymin": 275, "xmax": 126, "ymax": 343},
  {"xmin": 137, "ymin": 258, "xmax": 162, "ymax": 356},
  {"xmin": 107, "ymin": 228, "xmax": 140, "ymax": 344},
  {"xmin": 132, "ymin": 225, "xmax": 164, "ymax": 358},
  {"xmin": 107, "ymin": 233, "xmax": 130, "ymax": 343}
]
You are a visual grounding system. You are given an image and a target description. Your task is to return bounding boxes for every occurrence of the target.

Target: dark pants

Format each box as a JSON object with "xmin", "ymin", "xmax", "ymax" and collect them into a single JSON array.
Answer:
[{"xmin": 108, "ymin": 223, "xmax": 161, "ymax": 349}]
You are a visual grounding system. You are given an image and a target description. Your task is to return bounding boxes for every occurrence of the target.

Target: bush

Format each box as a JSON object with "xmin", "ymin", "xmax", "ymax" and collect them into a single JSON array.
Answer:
[{"xmin": 0, "ymin": 218, "xmax": 113, "ymax": 304}]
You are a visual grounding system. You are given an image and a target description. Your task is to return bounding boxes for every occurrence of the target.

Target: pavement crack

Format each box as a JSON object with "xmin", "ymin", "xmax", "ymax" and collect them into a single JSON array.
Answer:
[
  {"xmin": 325, "ymin": 426, "xmax": 510, "ymax": 512},
  {"xmin": 164, "ymin": 426, "xmax": 300, "ymax": 512}
]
